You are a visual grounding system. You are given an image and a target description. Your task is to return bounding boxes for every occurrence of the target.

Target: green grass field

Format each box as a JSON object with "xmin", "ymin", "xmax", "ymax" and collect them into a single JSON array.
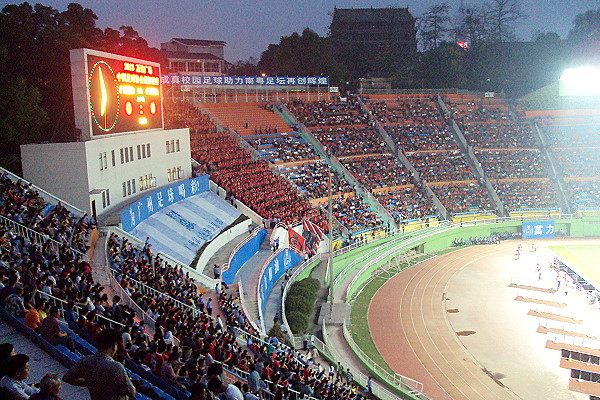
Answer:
[{"xmin": 548, "ymin": 245, "xmax": 600, "ymax": 283}]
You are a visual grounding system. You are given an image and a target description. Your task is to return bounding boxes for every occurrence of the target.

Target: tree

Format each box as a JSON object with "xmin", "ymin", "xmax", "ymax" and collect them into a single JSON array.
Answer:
[
  {"xmin": 452, "ymin": 5, "xmax": 488, "ymax": 46},
  {"xmin": 418, "ymin": 3, "xmax": 451, "ymax": 51},
  {"xmin": 0, "ymin": 2, "xmax": 160, "ymax": 165},
  {"xmin": 421, "ymin": 43, "xmax": 468, "ymax": 89},
  {"xmin": 486, "ymin": 0, "xmax": 526, "ymax": 42},
  {"xmin": 568, "ymin": 7, "xmax": 600, "ymax": 43},
  {"xmin": 0, "ymin": 76, "xmax": 47, "ymax": 172},
  {"xmin": 533, "ymin": 31, "xmax": 560, "ymax": 43},
  {"xmin": 227, "ymin": 57, "xmax": 260, "ymax": 76},
  {"xmin": 258, "ymin": 28, "xmax": 347, "ymax": 84}
]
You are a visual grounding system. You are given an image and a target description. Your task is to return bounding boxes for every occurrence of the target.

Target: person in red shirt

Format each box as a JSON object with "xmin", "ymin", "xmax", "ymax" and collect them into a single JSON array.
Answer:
[{"xmin": 39, "ymin": 306, "xmax": 75, "ymax": 351}]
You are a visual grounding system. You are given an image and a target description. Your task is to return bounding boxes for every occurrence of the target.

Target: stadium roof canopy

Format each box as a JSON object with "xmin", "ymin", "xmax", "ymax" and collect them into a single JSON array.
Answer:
[
  {"xmin": 171, "ymin": 38, "xmax": 227, "ymax": 47},
  {"xmin": 331, "ymin": 7, "xmax": 414, "ymax": 23}
]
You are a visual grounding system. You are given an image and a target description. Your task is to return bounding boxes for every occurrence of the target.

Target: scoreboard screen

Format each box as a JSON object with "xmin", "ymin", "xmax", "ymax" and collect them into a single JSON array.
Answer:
[{"xmin": 71, "ymin": 49, "xmax": 163, "ymax": 139}]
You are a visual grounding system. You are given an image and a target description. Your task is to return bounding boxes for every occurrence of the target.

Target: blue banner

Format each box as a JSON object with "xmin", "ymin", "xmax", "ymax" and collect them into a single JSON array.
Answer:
[
  {"xmin": 522, "ymin": 220, "xmax": 555, "ymax": 239},
  {"xmin": 120, "ymin": 175, "xmax": 209, "ymax": 232},
  {"xmin": 222, "ymin": 229, "xmax": 267, "ymax": 285},
  {"xmin": 161, "ymin": 75, "xmax": 329, "ymax": 86},
  {"xmin": 259, "ymin": 249, "xmax": 302, "ymax": 317}
]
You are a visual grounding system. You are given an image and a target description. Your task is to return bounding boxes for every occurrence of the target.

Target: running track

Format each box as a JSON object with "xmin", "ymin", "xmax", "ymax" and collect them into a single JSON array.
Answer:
[{"xmin": 368, "ymin": 244, "xmax": 520, "ymax": 400}]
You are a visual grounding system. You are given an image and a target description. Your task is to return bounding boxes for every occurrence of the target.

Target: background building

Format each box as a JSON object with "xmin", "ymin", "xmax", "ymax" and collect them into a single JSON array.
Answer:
[
  {"xmin": 329, "ymin": 7, "xmax": 417, "ymax": 79},
  {"xmin": 161, "ymin": 38, "xmax": 229, "ymax": 75}
]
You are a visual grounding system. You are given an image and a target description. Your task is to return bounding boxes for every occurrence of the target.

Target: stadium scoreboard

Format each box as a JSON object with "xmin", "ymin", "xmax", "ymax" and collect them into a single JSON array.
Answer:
[{"xmin": 71, "ymin": 48, "xmax": 163, "ymax": 140}]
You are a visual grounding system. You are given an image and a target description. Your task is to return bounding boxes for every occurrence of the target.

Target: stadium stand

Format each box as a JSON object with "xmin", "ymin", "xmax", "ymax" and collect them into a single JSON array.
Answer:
[
  {"xmin": 245, "ymin": 134, "xmax": 319, "ymax": 164},
  {"xmin": 164, "ymin": 100, "xmax": 326, "ymax": 230},
  {"xmin": 312, "ymin": 126, "xmax": 387, "ymax": 157},
  {"xmin": 386, "ymin": 124, "xmax": 458, "ymax": 151},
  {"xmin": 373, "ymin": 186, "xmax": 437, "ymax": 223},
  {"xmin": 285, "ymin": 97, "xmax": 369, "ymax": 127},
  {"xmin": 192, "ymin": 100, "xmax": 385, "ymax": 232},
  {"xmin": 0, "ymin": 166, "xmax": 370, "ymax": 400},
  {"xmin": 364, "ymin": 95, "xmax": 444, "ymax": 126},
  {"xmin": 438, "ymin": 94, "xmax": 561, "ymax": 214},
  {"xmin": 492, "ymin": 180, "xmax": 560, "ymax": 211},
  {"xmin": 341, "ymin": 154, "xmax": 412, "ymax": 190},
  {"xmin": 532, "ymin": 113, "xmax": 600, "ymax": 211},
  {"xmin": 363, "ymin": 94, "xmax": 495, "ymax": 216},
  {"xmin": 201, "ymin": 102, "xmax": 293, "ymax": 137},
  {"xmin": 280, "ymin": 161, "xmax": 352, "ymax": 201}
]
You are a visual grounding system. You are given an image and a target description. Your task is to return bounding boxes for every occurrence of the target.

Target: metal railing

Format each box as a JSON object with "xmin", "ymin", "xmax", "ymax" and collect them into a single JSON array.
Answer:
[
  {"xmin": 38, "ymin": 290, "xmax": 125, "ymax": 329},
  {"xmin": 223, "ymin": 225, "xmax": 263, "ymax": 274},
  {"xmin": 0, "ymin": 214, "xmax": 89, "ymax": 262},
  {"xmin": 237, "ymin": 281, "xmax": 261, "ymax": 333},
  {"xmin": 340, "ymin": 322, "xmax": 428, "ymax": 400},
  {"xmin": 106, "ymin": 226, "xmax": 219, "ymax": 289},
  {"xmin": 0, "ymin": 167, "xmax": 86, "ymax": 217},
  {"xmin": 102, "ymin": 231, "xmax": 158, "ymax": 330}
]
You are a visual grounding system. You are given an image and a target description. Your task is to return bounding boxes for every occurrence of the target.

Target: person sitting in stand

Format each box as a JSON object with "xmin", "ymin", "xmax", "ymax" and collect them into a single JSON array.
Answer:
[
  {"xmin": 29, "ymin": 374, "xmax": 62, "ymax": 400},
  {"xmin": 39, "ymin": 306, "xmax": 75, "ymax": 351},
  {"xmin": 0, "ymin": 354, "xmax": 40, "ymax": 399}
]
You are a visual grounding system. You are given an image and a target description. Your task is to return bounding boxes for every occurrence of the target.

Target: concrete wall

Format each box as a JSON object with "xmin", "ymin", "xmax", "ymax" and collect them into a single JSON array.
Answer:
[
  {"xmin": 21, "ymin": 142, "xmax": 89, "ymax": 211},
  {"xmin": 21, "ymin": 128, "xmax": 191, "ymax": 218}
]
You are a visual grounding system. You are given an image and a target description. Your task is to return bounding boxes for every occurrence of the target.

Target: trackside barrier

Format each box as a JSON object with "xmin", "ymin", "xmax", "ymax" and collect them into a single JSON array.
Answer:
[
  {"xmin": 539, "ymin": 320, "xmax": 595, "ymax": 338},
  {"xmin": 335, "ymin": 224, "xmax": 451, "ymax": 293},
  {"xmin": 531, "ymin": 305, "xmax": 578, "ymax": 320},
  {"xmin": 515, "ymin": 289, "xmax": 561, "ymax": 303},
  {"xmin": 0, "ymin": 214, "xmax": 89, "ymax": 262},
  {"xmin": 321, "ymin": 320, "xmax": 425, "ymax": 400},
  {"xmin": 511, "ymin": 276, "xmax": 557, "ymax": 291},
  {"xmin": 345, "ymin": 225, "xmax": 462, "ymax": 301},
  {"xmin": 547, "ymin": 332, "xmax": 600, "ymax": 350}
]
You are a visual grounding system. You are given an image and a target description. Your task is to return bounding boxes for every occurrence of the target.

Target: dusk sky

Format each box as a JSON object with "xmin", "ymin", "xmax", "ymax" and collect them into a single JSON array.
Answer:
[{"xmin": 2, "ymin": 0, "xmax": 599, "ymax": 62}]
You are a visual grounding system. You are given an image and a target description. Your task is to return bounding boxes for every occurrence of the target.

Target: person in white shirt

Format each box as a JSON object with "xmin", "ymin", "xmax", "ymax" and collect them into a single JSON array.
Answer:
[
  {"xmin": 207, "ymin": 378, "xmax": 243, "ymax": 400},
  {"xmin": 0, "ymin": 354, "xmax": 40, "ymax": 399}
]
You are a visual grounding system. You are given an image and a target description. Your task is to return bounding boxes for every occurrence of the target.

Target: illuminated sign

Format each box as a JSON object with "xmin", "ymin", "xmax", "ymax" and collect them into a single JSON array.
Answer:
[
  {"xmin": 161, "ymin": 75, "xmax": 329, "ymax": 86},
  {"xmin": 522, "ymin": 221, "xmax": 555, "ymax": 239},
  {"xmin": 70, "ymin": 49, "xmax": 163, "ymax": 140}
]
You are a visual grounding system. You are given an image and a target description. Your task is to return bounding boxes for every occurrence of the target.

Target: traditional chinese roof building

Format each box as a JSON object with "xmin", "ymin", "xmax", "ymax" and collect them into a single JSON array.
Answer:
[
  {"xmin": 329, "ymin": 7, "xmax": 417, "ymax": 78},
  {"xmin": 161, "ymin": 38, "xmax": 229, "ymax": 76}
]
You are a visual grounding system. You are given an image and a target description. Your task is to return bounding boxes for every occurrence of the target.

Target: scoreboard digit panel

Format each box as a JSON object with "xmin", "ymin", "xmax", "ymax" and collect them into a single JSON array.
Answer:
[{"xmin": 71, "ymin": 49, "xmax": 163, "ymax": 139}]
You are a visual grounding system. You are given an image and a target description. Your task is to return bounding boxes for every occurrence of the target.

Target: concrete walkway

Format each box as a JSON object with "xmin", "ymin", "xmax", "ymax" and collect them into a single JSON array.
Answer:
[
  {"xmin": 233, "ymin": 236, "xmax": 272, "ymax": 329},
  {"xmin": 89, "ymin": 232, "xmax": 117, "ymax": 298},
  {"xmin": 203, "ymin": 231, "xmax": 249, "ymax": 277}
]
